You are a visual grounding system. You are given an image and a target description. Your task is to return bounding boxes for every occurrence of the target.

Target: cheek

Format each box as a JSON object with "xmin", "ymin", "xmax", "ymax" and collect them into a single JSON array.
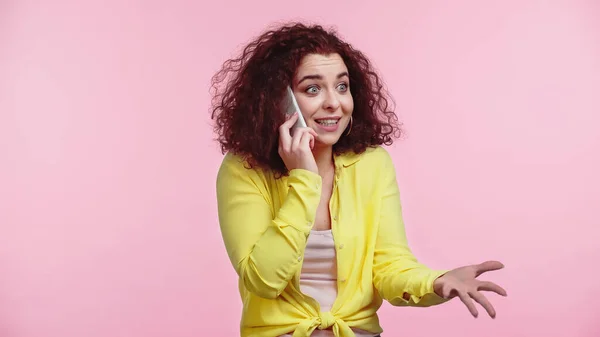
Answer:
[
  {"xmin": 296, "ymin": 97, "xmax": 320, "ymax": 116},
  {"xmin": 341, "ymin": 96, "xmax": 354, "ymax": 113}
]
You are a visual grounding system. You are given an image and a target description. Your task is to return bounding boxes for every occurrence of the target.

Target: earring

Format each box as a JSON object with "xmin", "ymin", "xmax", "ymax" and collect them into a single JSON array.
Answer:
[{"xmin": 345, "ymin": 116, "xmax": 353, "ymax": 136}]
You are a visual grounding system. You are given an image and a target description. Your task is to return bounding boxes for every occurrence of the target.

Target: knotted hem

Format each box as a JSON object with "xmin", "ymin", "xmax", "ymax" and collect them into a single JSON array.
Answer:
[{"xmin": 291, "ymin": 312, "xmax": 355, "ymax": 337}]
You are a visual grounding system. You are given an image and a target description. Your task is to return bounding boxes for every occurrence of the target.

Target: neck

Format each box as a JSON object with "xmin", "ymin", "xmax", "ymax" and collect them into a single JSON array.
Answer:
[{"xmin": 312, "ymin": 145, "xmax": 335, "ymax": 177}]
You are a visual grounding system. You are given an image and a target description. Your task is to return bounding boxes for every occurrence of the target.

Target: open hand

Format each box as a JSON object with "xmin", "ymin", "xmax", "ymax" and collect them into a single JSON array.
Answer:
[{"xmin": 433, "ymin": 260, "xmax": 507, "ymax": 318}]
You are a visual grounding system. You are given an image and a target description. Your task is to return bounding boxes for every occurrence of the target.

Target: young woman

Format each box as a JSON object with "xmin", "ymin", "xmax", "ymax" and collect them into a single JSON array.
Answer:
[{"xmin": 211, "ymin": 22, "xmax": 507, "ymax": 337}]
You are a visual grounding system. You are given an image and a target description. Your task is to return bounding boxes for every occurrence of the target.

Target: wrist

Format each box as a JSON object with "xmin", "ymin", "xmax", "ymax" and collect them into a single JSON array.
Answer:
[{"xmin": 433, "ymin": 274, "xmax": 446, "ymax": 297}]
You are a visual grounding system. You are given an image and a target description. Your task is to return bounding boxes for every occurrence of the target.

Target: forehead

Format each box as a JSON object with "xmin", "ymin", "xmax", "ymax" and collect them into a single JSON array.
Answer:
[{"xmin": 295, "ymin": 53, "xmax": 348, "ymax": 77}]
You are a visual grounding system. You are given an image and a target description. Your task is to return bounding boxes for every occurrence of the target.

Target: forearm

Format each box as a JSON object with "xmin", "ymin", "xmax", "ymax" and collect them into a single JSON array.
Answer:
[
  {"xmin": 237, "ymin": 219, "xmax": 309, "ymax": 298},
  {"xmin": 218, "ymin": 166, "xmax": 322, "ymax": 299},
  {"xmin": 386, "ymin": 272, "xmax": 449, "ymax": 307},
  {"xmin": 374, "ymin": 259, "xmax": 448, "ymax": 306}
]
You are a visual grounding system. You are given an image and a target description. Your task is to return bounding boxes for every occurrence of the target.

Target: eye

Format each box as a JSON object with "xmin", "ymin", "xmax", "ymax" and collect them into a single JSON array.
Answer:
[
  {"xmin": 337, "ymin": 82, "xmax": 349, "ymax": 92},
  {"xmin": 305, "ymin": 85, "xmax": 320, "ymax": 94}
]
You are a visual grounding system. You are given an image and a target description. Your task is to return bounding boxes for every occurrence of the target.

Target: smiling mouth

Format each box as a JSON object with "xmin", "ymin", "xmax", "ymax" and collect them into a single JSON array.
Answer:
[{"xmin": 315, "ymin": 119, "xmax": 340, "ymax": 126}]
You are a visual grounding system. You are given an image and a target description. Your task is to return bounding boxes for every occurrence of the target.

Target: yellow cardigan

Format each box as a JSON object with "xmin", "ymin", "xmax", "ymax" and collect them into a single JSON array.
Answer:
[{"xmin": 216, "ymin": 146, "xmax": 448, "ymax": 337}]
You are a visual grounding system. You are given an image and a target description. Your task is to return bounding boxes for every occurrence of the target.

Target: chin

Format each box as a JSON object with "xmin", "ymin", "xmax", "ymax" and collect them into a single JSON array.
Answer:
[{"xmin": 315, "ymin": 135, "xmax": 342, "ymax": 147}]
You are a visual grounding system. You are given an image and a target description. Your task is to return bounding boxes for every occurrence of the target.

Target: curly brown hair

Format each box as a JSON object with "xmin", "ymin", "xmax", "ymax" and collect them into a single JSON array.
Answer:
[{"xmin": 210, "ymin": 22, "xmax": 401, "ymax": 176}]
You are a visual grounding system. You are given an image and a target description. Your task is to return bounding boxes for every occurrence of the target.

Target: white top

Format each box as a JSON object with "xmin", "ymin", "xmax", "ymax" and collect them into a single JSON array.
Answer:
[{"xmin": 280, "ymin": 230, "xmax": 377, "ymax": 337}]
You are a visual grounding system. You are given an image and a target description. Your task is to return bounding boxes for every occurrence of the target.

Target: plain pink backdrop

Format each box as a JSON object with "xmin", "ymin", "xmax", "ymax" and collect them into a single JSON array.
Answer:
[{"xmin": 1, "ymin": 1, "xmax": 599, "ymax": 337}]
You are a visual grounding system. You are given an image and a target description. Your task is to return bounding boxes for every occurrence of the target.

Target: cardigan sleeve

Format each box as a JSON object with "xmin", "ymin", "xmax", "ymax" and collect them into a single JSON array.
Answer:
[
  {"xmin": 216, "ymin": 153, "xmax": 322, "ymax": 299},
  {"xmin": 371, "ymin": 148, "xmax": 450, "ymax": 307}
]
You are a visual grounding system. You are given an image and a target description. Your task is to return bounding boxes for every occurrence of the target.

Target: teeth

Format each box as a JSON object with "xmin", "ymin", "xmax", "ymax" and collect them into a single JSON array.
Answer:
[{"xmin": 316, "ymin": 119, "xmax": 338, "ymax": 126}]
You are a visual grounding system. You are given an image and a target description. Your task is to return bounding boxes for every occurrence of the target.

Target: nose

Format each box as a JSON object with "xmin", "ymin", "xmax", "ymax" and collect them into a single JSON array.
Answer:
[{"xmin": 322, "ymin": 90, "xmax": 341, "ymax": 111}]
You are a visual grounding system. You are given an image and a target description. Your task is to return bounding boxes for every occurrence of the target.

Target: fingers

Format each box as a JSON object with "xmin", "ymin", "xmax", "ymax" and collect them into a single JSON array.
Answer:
[
  {"xmin": 457, "ymin": 291, "xmax": 479, "ymax": 318},
  {"xmin": 284, "ymin": 111, "xmax": 299, "ymax": 125},
  {"xmin": 469, "ymin": 291, "xmax": 496, "ymax": 318},
  {"xmin": 475, "ymin": 260, "xmax": 504, "ymax": 277},
  {"xmin": 477, "ymin": 281, "xmax": 507, "ymax": 296},
  {"xmin": 300, "ymin": 130, "xmax": 315, "ymax": 151},
  {"xmin": 290, "ymin": 128, "xmax": 314, "ymax": 149},
  {"xmin": 279, "ymin": 113, "xmax": 298, "ymax": 149},
  {"xmin": 291, "ymin": 127, "xmax": 302, "ymax": 150}
]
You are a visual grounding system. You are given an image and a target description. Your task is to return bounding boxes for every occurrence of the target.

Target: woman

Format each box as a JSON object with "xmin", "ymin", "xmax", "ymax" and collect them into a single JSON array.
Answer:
[{"xmin": 211, "ymin": 22, "xmax": 507, "ymax": 337}]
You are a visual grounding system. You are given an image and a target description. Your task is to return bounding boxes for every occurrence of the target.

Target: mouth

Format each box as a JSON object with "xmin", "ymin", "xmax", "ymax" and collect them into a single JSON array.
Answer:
[{"xmin": 314, "ymin": 117, "xmax": 341, "ymax": 127}]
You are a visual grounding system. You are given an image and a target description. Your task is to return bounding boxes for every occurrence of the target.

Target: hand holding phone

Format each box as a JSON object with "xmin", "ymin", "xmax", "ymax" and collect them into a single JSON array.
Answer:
[
  {"xmin": 281, "ymin": 86, "xmax": 307, "ymax": 131},
  {"xmin": 278, "ymin": 86, "xmax": 318, "ymax": 173}
]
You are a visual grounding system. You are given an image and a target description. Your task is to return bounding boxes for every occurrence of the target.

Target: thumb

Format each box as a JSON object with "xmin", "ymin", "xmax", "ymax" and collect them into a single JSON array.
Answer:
[{"xmin": 475, "ymin": 260, "xmax": 504, "ymax": 277}]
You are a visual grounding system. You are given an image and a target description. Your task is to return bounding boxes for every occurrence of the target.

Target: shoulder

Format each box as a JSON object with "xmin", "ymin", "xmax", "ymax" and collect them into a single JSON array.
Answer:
[
  {"xmin": 219, "ymin": 151, "xmax": 246, "ymax": 171},
  {"xmin": 356, "ymin": 146, "xmax": 399, "ymax": 188},
  {"xmin": 353, "ymin": 146, "xmax": 395, "ymax": 173},
  {"xmin": 217, "ymin": 152, "xmax": 268, "ymax": 185},
  {"xmin": 360, "ymin": 145, "xmax": 393, "ymax": 162},
  {"xmin": 338, "ymin": 146, "xmax": 397, "ymax": 190}
]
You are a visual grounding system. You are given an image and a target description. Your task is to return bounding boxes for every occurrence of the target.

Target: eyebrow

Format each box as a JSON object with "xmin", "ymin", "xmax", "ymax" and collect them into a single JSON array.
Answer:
[{"xmin": 297, "ymin": 71, "xmax": 349, "ymax": 85}]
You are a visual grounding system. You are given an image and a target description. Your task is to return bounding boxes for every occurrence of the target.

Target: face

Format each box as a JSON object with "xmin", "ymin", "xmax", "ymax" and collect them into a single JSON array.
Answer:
[{"xmin": 292, "ymin": 53, "xmax": 354, "ymax": 148}]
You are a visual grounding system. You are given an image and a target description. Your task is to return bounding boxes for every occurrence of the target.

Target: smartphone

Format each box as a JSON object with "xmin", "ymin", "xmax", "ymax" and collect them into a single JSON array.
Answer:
[{"xmin": 281, "ymin": 86, "xmax": 307, "ymax": 130}]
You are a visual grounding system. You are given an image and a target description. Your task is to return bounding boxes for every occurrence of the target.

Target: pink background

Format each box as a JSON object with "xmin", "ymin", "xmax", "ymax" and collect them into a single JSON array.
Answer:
[{"xmin": 2, "ymin": 1, "xmax": 599, "ymax": 336}]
